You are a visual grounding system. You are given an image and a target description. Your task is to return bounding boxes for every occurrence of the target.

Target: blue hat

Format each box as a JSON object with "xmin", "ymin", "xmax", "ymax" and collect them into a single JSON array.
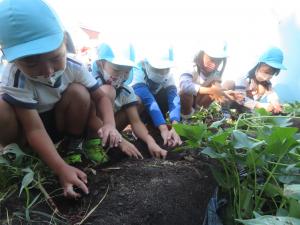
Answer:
[
  {"xmin": 258, "ymin": 47, "xmax": 286, "ymax": 70},
  {"xmin": 0, "ymin": 0, "xmax": 64, "ymax": 62},
  {"xmin": 97, "ymin": 42, "xmax": 136, "ymax": 68}
]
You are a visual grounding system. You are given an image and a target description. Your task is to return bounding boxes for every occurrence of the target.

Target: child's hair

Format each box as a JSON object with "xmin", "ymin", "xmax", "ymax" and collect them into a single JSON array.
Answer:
[
  {"xmin": 247, "ymin": 63, "xmax": 274, "ymax": 90},
  {"xmin": 193, "ymin": 51, "xmax": 227, "ymax": 76}
]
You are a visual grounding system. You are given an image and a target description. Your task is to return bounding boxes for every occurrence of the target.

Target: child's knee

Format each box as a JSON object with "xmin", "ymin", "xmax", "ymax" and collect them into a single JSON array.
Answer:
[
  {"xmin": 66, "ymin": 83, "xmax": 91, "ymax": 103},
  {"xmin": 0, "ymin": 100, "xmax": 19, "ymax": 144},
  {"xmin": 100, "ymin": 85, "xmax": 116, "ymax": 102}
]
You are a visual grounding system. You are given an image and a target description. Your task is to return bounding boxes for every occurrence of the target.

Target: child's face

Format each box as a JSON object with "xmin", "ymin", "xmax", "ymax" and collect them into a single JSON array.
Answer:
[
  {"xmin": 99, "ymin": 61, "xmax": 131, "ymax": 87},
  {"xmin": 14, "ymin": 42, "xmax": 67, "ymax": 77},
  {"xmin": 202, "ymin": 53, "xmax": 222, "ymax": 74},
  {"xmin": 255, "ymin": 64, "xmax": 278, "ymax": 82}
]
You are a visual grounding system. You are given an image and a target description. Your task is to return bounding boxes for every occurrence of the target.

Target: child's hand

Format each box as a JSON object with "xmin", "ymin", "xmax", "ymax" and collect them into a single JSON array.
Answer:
[
  {"xmin": 58, "ymin": 164, "xmax": 89, "ymax": 199},
  {"xmin": 98, "ymin": 124, "xmax": 122, "ymax": 148},
  {"xmin": 119, "ymin": 139, "xmax": 143, "ymax": 159},
  {"xmin": 168, "ymin": 128, "xmax": 183, "ymax": 147},
  {"xmin": 271, "ymin": 102, "xmax": 282, "ymax": 114},
  {"xmin": 148, "ymin": 143, "xmax": 167, "ymax": 159},
  {"xmin": 209, "ymin": 84, "xmax": 224, "ymax": 102},
  {"xmin": 160, "ymin": 127, "xmax": 182, "ymax": 147}
]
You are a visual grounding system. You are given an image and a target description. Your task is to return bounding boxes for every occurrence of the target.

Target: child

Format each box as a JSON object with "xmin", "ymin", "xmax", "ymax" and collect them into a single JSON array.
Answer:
[
  {"xmin": 130, "ymin": 45, "xmax": 182, "ymax": 147},
  {"xmin": 91, "ymin": 41, "xmax": 167, "ymax": 159},
  {"xmin": 223, "ymin": 47, "xmax": 286, "ymax": 113},
  {"xmin": 179, "ymin": 40, "xmax": 228, "ymax": 118},
  {"xmin": 0, "ymin": 0, "xmax": 121, "ymax": 198}
]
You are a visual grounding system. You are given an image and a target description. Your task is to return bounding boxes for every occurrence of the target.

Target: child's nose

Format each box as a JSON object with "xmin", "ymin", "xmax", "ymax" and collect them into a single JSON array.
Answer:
[{"xmin": 40, "ymin": 62, "xmax": 54, "ymax": 77}]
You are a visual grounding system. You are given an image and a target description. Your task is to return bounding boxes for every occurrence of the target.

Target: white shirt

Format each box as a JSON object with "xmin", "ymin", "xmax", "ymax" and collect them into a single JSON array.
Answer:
[{"xmin": 0, "ymin": 58, "xmax": 99, "ymax": 113}]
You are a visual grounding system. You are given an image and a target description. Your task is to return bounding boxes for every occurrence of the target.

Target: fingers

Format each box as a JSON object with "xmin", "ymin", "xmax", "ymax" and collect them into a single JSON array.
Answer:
[
  {"xmin": 98, "ymin": 127, "xmax": 122, "ymax": 147},
  {"xmin": 64, "ymin": 184, "xmax": 81, "ymax": 199}
]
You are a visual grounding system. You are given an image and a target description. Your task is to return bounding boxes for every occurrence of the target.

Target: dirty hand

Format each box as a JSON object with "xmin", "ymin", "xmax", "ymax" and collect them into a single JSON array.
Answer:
[
  {"xmin": 58, "ymin": 164, "xmax": 89, "ymax": 199},
  {"xmin": 98, "ymin": 124, "xmax": 122, "ymax": 148},
  {"xmin": 209, "ymin": 84, "xmax": 224, "ymax": 102},
  {"xmin": 148, "ymin": 142, "xmax": 168, "ymax": 159},
  {"xmin": 119, "ymin": 138, "xmax": 143, "ymax": 159}
]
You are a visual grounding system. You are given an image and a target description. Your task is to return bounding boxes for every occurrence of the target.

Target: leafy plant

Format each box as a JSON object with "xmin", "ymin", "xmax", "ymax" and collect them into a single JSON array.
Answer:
[{"xmin": 174, "ymin": 103, "xmax": 300, "ymax": 224}]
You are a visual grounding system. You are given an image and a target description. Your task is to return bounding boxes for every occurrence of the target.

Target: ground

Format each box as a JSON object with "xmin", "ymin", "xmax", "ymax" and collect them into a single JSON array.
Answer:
[{"xmin": 1, "ymin": 137, "xmax": 217, "ymax": 225}]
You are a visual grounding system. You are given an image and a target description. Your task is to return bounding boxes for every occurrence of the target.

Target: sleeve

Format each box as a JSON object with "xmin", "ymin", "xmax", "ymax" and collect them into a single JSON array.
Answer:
[
  {"xmin": 179, "ymin": 73, "xmax": 200, "ymax": 95},
  {"xmin": 69, "ymin": 59, "xmax": 100, "ymax": 92},
  {"xmin": 166, "ymin": 85, "xmax": 181, "ymax": 122},
  {"xmin": 119, "ymin": 86, "xmax": 138, "ymax": 109},
  {"xmin": 266, "ymin": 90, "xmax": 279, "ymax": 103},
  {"xmin": 1, "ymin": 65, "xmax": 38, "ymax": 109},
  {"xmin": 133, "ymin": 83, "xmax": 166, "ymax": 127}
]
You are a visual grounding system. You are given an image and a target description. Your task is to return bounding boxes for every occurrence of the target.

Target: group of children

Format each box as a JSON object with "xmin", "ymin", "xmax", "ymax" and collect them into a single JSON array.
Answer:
[{"xmin": 0, "ymin": 0, "xmax": 286, "ymax": 198}]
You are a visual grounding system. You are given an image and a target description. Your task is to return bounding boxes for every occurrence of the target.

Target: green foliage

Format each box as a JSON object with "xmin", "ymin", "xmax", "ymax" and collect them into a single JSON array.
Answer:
[{"xmin": 175, "ymin": 102, "xmax": 300, "ymax": 224}]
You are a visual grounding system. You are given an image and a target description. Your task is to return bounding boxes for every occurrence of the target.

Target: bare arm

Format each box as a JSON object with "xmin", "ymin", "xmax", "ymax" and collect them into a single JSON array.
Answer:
[
  {"xmin": 125, "ymin": 106, "xmax": 167, "ymax": 159},
  {"xmin": 14, "ymin": 107, "xmax": 88, "ymax": 198},
  {"xmin": 90, "ymin": 88, "xmax": 122, "ymax": 147}
]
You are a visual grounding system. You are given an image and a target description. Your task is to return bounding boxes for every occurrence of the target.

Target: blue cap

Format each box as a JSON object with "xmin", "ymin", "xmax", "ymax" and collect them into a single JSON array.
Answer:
[
  {"xmin": 0, "ymin": 0, "xmax": 64, "ymax": 62},
  {"xmin": 145, "ymin": 46, "xmax": 174, "ymax": 69},
  {"xmin": 97, "ymin": 42, "xmax": 136, "ymax": 68},
  {"xmin": 258, "ymin": 47, "xmax": 286, "ymax": 70}
]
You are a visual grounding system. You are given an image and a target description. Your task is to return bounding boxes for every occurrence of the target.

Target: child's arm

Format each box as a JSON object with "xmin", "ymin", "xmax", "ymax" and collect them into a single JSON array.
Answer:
[
  {"xmin": 132, "ymin": 83, "xmax": 172, "ymax": 146},
  {"xmin": 125, "ymin": 105, "xmax": 167, "ymax": 159},
  {"xmin": 14, "ymin": 107, "xmax": 88, "ymax": 198},
  {"xmin": 90, "ymin": 88, "xmax": 122, "ymax": 148}
]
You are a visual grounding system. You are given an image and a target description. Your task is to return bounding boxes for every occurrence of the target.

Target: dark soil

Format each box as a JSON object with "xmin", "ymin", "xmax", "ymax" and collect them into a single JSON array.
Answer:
[{"xmin": 1, "ymin": 136, "xmax": 217, "ymax": 225}]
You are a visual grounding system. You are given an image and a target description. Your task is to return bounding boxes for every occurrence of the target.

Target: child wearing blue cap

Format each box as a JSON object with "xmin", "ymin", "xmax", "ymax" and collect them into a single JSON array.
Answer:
[
  {"xmin": 0, "ymin": 0, "xmax": 122, "ymax": 198},
  {"xmin": 179, "ymin": 39, "xmax": 228, "ymax": 119},
  {"xmin": 91, "ymin": 41, "xmax": 167, "ymax": 159},
  {"xmin": 130, "ymin": 45, "xmax": 182, "ymax": 148},
  {"xmin": 223, "ymin": 47, "xmax": 286, "ymax": 113}
]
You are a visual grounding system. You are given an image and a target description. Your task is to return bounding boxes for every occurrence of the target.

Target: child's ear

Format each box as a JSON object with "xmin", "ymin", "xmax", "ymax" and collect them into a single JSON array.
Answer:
[{"xmin": 64, "ymin": 31, "xmax": 76, "ymax": 54}]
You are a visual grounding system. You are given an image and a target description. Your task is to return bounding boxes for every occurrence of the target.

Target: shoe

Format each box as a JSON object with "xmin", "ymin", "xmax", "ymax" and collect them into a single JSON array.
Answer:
[
  {"xmin": 59, "ymin": 136, "xmax": 84, "ymax": 164},
  {"xmin": 84, "ymin": 139, "xmax": 109, "ymax": 164}
]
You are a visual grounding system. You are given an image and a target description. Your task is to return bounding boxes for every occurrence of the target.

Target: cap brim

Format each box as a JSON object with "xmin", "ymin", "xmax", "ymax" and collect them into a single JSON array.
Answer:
[
  {"xmin": 147, "ymin": 59, "xmax": 174, "ymax": 69},
  {"xmin": 2, "ymin": 32, "xmax": 64, "ymax": 62},
  {"xmin": 265, "ymin": 62, "xmax": 287, "ymax": 70},
  {"xmin": 109, "ymin": 58, "xmax": 137, "ymax": 68}
]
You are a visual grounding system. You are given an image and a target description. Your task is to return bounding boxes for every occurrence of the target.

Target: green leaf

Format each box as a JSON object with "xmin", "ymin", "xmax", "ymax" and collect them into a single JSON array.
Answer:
[
  {"xmin": 264, "ymin": 183, "xmax": 283, "ymax": 198},
  {"xmin": 173, "ymin": 123, "xmax": 207, "ymax": 145},
  {"xmin": 232, "ymin": 130, "xmax": 265, "ymax": 150},
  {"xmin": 201, "ymin": 147, "xmax": 227, "ymax": 159},
  {"xmin": 210, "ymin": 131, "xmax": 231, "ymax": 145},
  {"xmin": 284, "ymin": 184, "xmax": 300, "ymax": 200},
  {"xmin": 0, "ymin": 156, "xmax": 9, "ymax": 165},
  {"xmin": 209, "ymin": 117, "xmax": 226, "ymax": 128},
  {"xmin": 64, "ymin": 154, "xmax": 82, "ymax": 164},
  {"xmin": 266, "ymin": 127, "xmax": 298, "ymax": 155},
  {"xmin": 3, "ymin": 143, "xmax": 26, "ymax": 163},
  {"xmin": 271, "ymin": 117, "xmax": 293, "ymax": 127},
  {"xmin": 236, "ymin": 215, "xmax": 300, "ymax": 225},
  {"xmin": 288, "ymin": 198, "xmax": 300, "ymax": 218},
  {"xmin": 240, "ymin": 186, "xmax": 254, "ymax": 218},
  {"xmin": 254, "ymin": 108, "xmax": 272, "ymax": 116},
  {"xmin": 19, "ymin": 168, "xmax": 34, "ymax": 196},
  {"xmin": 209, "ymin": 165, "xmax": 233, "ymax": 189},
  {"xmin": 246, "ymin": 150, "xmax": 264, "ymax": 167}
]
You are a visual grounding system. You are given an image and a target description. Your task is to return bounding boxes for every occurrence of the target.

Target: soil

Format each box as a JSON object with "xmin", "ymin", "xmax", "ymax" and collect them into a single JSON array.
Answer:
[{"xmin": 1, "ymin": 136, "xmax": 217, "ymax": 225}]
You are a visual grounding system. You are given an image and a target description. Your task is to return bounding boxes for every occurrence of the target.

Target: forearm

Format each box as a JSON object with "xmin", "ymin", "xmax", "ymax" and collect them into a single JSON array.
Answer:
[
  {"xmin": 131, "ymin": 122, "xmax": 155, "ymax": 146},
  {"xmin": 26, "ymin": 129, "xmax": 66, "ymax": 174},
  {"xmin": 96, "ymin": 95, "xmax": 116, "ymax": 127},
  {"xmin": 198, "ymin": 86, "xmax": 212, "ymax": 95}
]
